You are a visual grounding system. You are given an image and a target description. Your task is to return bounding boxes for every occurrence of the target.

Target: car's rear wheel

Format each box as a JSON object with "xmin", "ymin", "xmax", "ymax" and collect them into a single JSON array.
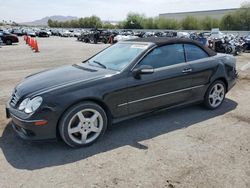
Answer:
[
  {"xmin": 6, "ymin": 39, "xmax": 12, "ymax": 45},
  {"xmin": 204, "ymin": 80, "xmax": 226, "ymax": 109},
  {"xmin": 84, "ymin": 38, "xmax": 89, "ymax": 43},
  {"xmin": 59, "ymin": 102, "xmax": 107, "ymax": 147}
]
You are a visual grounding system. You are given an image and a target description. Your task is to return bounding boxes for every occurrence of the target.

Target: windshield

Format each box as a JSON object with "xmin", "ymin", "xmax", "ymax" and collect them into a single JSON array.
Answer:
[
  {"xmin": 3, "ymin": 31, "xmax": 10, "ymax": 34},
  {"xmin": 88, "ymin": 43, "xmax": 149, "ymax": 71}
]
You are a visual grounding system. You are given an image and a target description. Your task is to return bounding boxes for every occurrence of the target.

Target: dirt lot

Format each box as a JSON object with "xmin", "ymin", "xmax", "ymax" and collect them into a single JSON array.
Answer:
[{"xmin": 0, "ymin": 37, "xmax": 249, "ymax": 188}]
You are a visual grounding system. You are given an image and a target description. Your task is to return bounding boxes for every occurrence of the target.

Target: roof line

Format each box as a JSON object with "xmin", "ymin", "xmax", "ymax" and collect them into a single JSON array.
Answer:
[{"xmin": 159, "ymin": 8, "xmax": 239, "ymax": 16}]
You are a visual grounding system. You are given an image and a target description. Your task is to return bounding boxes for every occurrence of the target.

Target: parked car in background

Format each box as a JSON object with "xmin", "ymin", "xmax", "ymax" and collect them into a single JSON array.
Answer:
[
  {"xmin": 210, "ymin": 28, "xmax": 224, "ymax": 39},
  {"xmin": 6, "ymin": 38, "xmax": 237, "ymax": 147},
  {"xmin": 50, "ymin": 29, "xmax": 60, "ymax": 36},
  {"xmin": 70, "ymin": 30, "xmax": 82, "ymax": 37},
  {"xmin": 78, "ymin": 29, "xmax": 113, "ymax": 43},
  {"xmin": 37, "ymin": 31, "xmax": 50, "ymax": 37},
  {"xmin": 61, "ymin": 30, "xmax": 71, "ymax": 37},
  {"xmin": 27, "ymin": 30, "xmax": 36, "ymax": 37},
  {"xmin": 0, "ymin": 38, "xmax": 3, "ymax": 47},
  {"xmin": 77, "ymin": 31, "xmax": 89, "ymax": 41},
  {"xmin": 114, "ymin": 34, "xmax": 138, "ymax": 42},
  {"xmin": 243, "ymin": 35, "xmax": 250, "ymax": 51},
  {"xmin": 11, "ymin": 29, "xmax": 23, "ymax": 36},
  {"xmin": 0, "ymin": 31, "xmax": 19, "ymax": 45},
  {"xmin": 46, "ymin": 30, "xmax": 52, "ymax": 36}
]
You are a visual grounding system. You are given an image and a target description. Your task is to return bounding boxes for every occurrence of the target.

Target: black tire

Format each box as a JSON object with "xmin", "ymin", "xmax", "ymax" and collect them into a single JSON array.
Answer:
[
  {"xmin": 242, "ymin": 44, "xmax": 247, "ymax": 52},
  {"xmin": 204, "ymin": 80, "xmax": 226, "ymax": 110},
  {"xmin": 102, "ymin": 38, "xmax": 108, "ymax": 44},
  {"xmin": 84, "ymin": 38, "xmax": 89, "ymax": 43},
  {"xmin": 227, "ymin": 46, "xmax": 233, "ymax": 54},
  {"xmin": 59, "ymin": 102, "xmax": 108, "ymax": 147},
  {"xmin": 6, "ymin": 39, "xmax": 12, "ymax": 45}
]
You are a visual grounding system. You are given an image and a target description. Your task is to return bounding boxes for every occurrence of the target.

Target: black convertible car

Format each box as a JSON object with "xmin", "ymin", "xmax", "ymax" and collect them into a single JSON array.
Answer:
[{"xmin": 6, "ymin": 38, "xmax": 237, "ymax": 147}]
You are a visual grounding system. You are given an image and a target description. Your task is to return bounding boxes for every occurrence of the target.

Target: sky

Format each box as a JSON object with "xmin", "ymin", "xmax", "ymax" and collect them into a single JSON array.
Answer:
[{"xmin": 0, "ymin": 0, "xmax": 248, "ymax": 22}]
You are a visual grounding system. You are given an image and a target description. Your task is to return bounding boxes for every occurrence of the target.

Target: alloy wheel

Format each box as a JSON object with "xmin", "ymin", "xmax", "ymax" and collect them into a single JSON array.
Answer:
[
  {"xmin": 67, "ymin": 108, "xmax": 103, "ymax": 144},
  {"xmin": 208, "ymin": 83, "xmax": 225, "ymax": 108}
]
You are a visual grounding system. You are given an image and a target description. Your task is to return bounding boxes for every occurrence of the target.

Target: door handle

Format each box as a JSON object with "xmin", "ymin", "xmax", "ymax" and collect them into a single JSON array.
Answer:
[{"xmin": 182, "ymin": 68, "xmax": 193, "ymax": 73}]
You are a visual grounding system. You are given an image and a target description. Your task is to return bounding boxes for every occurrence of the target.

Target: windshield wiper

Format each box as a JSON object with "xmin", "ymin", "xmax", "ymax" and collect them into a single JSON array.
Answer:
[{"xmin": 92, "ymin": 60, "xmax": 107, "ymax": 69}]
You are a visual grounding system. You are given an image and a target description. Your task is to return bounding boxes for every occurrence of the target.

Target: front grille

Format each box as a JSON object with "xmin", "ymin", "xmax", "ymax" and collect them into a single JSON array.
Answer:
[{"xmin": 10, "ymin": 90, "xmax": 20, "ymax": 107}]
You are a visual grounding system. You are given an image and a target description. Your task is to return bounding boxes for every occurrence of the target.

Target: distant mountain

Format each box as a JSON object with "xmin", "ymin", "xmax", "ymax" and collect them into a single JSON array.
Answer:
[{"xmin": 20, "ymin": 15, "xmax": 78, "ymax": 26}]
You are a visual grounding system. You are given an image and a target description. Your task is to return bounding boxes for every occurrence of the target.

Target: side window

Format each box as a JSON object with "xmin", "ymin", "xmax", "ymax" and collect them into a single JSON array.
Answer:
[
  {"xmin": 184, "ymin": 44, "xmax": 208, "ymax": 62},
  {"xmin": 139, "ymin": 44, "xmax": 185, "ymax": 69}
]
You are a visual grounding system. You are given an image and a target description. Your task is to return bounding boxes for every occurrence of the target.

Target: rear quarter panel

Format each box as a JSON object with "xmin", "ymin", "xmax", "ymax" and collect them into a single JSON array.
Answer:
[{"xmin": 189, "ymin": 54, "xmax": 236, "ymax": 100}]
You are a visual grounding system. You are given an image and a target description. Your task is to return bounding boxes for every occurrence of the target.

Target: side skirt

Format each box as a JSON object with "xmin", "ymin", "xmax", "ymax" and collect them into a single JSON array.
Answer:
[{"xmin": 112, "ymin": 99, "xmax": 204, "ymax": 124}]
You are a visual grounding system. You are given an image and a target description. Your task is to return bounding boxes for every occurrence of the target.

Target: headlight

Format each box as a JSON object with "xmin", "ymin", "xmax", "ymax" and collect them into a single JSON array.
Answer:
[
  {"xmin": 18, "ymin": 98, "xmax": 30, "ymax": 111},
  {"xmin": 18, "ymin": 96, "xmax": 43, "ymax": 114}
]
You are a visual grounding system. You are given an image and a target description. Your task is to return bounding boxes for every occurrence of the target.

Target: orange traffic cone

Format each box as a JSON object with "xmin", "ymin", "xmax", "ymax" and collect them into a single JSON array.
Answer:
[
  {"xmin": 31, "ymin": 38, "xmax": 35, "ymax": 50},
  {"xmin": 30, "ymin": 38, "xmax": 33, "ymax": 48},
  {"xmin": 28, "ymin": 37, "xmax": 31, "ymax": 46},
  {"xmin": 33, "ymin": 40, "xmax": 39, "ymax": 53},
  {"xmin": 110, "ymin": 36, "xmax": 113, "ymax": 44},
  {"xmin": 107, "ymin": 36, "xmax": 111, "ymax": 44},
  {"xmin": 108, "ymin": 35, "xmax": 114, "ymax": 44}
]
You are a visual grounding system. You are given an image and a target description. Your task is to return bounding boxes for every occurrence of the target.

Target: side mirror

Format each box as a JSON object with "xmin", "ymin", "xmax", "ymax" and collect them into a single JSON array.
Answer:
[{"xmin": 132, "ymin": 65, "xmax": 154, "ymax": 78}]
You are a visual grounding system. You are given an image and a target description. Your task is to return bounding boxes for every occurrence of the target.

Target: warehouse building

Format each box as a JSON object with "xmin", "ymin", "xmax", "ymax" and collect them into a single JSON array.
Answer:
[{"xmin": 159, "ymin": 8, "xmax": 238, "ymax": 20}]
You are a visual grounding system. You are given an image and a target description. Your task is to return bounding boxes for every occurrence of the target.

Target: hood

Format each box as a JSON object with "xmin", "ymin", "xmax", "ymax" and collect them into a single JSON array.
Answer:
[
  {"xmin": 15, "ymin": 63, "xmax": 117, "ymax": 97},
  {"xmin": 8, "ymin": 33, "xmax": 18, "ymax": 38}
]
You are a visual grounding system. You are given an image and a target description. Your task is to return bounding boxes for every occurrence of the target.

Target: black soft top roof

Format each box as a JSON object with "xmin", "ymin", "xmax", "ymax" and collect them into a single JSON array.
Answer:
[{"xmin": 128, "ymin": 37, "xmax": 217, "ymax": 57}]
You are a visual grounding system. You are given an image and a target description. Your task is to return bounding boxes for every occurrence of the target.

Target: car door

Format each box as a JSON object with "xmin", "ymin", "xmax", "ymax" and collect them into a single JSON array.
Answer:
[
  {"xmin": 184, "ymin": 44, "xmax": 219, "ymax": 100},
  {"xmin": 124, "ymin": 44, "xmax": 194, "ymax": 115}
]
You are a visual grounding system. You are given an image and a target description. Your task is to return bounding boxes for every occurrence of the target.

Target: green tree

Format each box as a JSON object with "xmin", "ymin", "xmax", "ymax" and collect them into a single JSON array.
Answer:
[
  {"xmin": 117, "ymin": 21, "xmax": 125, "ymax": 29},
  {"xmin": 142, "ymin": 18, "xmax": 157, "ymax": 29},
  {"xmin": 78, "ymin": 18, "xmax": 85, "ymax": 28},
  {"xmin": 200, "ymin": 17, "xmax": 220, "ymax": 30},
  {"xmin": 211, "ymin": 19, "xmax": 220, "ymax": 29},
  {"xmin": 123, "ymin": 13, "xmax": 144, "ymax": 29},
  {"xmin": 48, "ymin": 19, "xmax": 53, "ymax": 27},
  {"xmin": 155, "ymin": 17, "xmax": 180, "ymax": 29},
  {"xmin": 220, "ymin": 2, "xmax": 250, "ymax": 30},
  {"xmin": 236, "ymin": 2, "xmax": 250, "ymax": 30},
  {"xmin": 102, "ymin": 22, "xmax": 116, "ymax": 29},
  {"xmin": 70, "ymin": 20, "xmax": 79, "ymax": 28},
  {"xmin": 220, "ymin": 14, "xmax": 235, "ymax": 30},
  {"xmin": 181, "ymin": 16, "xmax": 201, "ymax": 30},
  {"xmin": 87, "ymin": 15, "xmax": 102, "ymax": 28}
]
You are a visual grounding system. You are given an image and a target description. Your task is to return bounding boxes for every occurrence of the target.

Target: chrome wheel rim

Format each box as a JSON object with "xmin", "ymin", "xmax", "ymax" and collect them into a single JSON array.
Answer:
[
  {"xmin": 68, "ymin": 109, "xmax": 103, "ymax": 144},
  {"xmin": 209, "ymin": 83, "xmax": 225, "ymax": 108}
]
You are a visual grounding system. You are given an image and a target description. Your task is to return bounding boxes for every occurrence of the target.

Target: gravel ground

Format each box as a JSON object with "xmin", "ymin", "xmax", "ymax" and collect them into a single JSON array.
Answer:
[{"xmin": 0, "ymin": 37, "xmax": 249, "ymax": 188}]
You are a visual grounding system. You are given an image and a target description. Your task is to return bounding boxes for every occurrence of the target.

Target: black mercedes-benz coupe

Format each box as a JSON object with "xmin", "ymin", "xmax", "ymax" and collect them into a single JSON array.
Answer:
[{"xmin": 6, "ymin": 38, "xmax": 237, "ymax": 147}]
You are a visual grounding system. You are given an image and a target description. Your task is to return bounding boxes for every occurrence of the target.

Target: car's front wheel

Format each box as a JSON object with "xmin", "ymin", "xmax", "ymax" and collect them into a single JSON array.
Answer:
[
  {"xmin": 204, "ymin": 80, "xmax": 226, "ymax": 109},
  {"xmin": 59, "ymin": 102, "xmax": 108, "ymax": 147}
]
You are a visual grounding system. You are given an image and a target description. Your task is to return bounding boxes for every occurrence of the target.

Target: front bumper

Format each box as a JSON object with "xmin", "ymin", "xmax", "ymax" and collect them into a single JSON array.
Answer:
[{"xmin": 6, "ymin": 103, "xmax": 58, "ymax": 141}]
